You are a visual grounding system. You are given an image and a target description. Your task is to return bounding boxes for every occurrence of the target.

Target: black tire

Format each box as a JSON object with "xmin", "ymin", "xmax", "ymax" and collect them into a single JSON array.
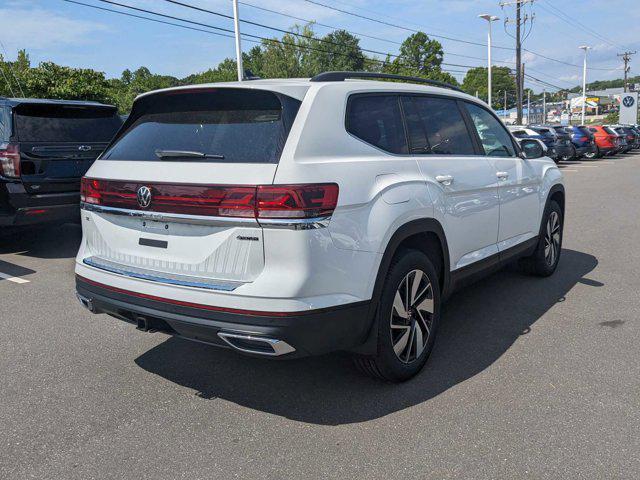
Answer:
[
  {"xmin": 584, "ymin": 146, "xmax": 600, "ymax": 159},
  {"xmin": 561, "ymin": 145, "xmax": 576, "ymax": 161},
  {"xmin": 353, "ymin": 249, "xmax": 441, "ymax": 382},
  {"xmin": 520, "ymin": 200, "xmax": 563, "ymax": 277}
]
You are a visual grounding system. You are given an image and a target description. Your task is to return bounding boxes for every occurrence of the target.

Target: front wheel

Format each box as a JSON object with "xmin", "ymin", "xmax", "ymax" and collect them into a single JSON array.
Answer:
[
  {"xmin": 353, "ymin": 250, "xmax": 441, "ymax": 382},
  {"xmin": 521, "ymin": 201, "xmax": 563, "ymax": 277}
]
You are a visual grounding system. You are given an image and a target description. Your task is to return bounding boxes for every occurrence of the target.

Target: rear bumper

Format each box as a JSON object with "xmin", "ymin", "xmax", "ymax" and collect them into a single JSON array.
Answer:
[
  {"xmin": 574, "ymin": 144, "xmax": 595, "ymax": 156},
  {"xmin": 553, "ymin": 144, "xmax": 574, "ymax": 159},
  {"xmin": 75, "ymin": 276, "xmax": 373, "ymax": 358},
  {"xmin": 0, "ymin": 181, "xmax": 80, "ymax": 226}
]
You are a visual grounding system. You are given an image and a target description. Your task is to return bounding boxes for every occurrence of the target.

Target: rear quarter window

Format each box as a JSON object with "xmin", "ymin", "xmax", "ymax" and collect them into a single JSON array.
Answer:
[
  {"xmin": 0, "ymin": 106, "xmax": 11, "ymax": 142},
  {"xmin": 103, "ymin": 89, "xmax": 300, "ymax": 164},
  {"xmin": 346, "ymin": 94, "xmax": 408, "ymax": 154}
]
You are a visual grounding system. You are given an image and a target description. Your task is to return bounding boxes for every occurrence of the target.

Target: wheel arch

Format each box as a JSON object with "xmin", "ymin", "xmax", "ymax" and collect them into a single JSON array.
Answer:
[{"xmin": 351, "ymin": 218, "xmax": 451, "ymax": 355}]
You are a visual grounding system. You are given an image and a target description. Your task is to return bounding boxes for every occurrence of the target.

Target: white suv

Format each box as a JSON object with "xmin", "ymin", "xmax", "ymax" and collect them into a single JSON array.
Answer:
[{"xmin": 75, "ymin": 72, "xmax": 564, "ymax": 382}]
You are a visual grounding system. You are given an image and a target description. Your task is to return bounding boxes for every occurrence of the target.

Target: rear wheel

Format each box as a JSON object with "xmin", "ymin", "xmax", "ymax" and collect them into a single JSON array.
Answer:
[
  {"xmin": 584, "ymin": 146, "xmax": 600, "ymax": 159},
  {"xmin": 353, "ymin": 250, "xmax": 440, "ymax": 382},
  {"xmin": 561, "ymin": 145, "xmax": 576, "ymax": 161},
  {"xmin": 520, "ymin": 201, "xmax": 563, "ymax": 277}
]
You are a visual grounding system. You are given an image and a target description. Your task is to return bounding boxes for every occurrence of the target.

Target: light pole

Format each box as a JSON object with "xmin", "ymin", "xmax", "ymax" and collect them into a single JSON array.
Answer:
[
  {"xmin": 479, "ymin": 14, "xmax": 500, "ymax": 109},
  {"xmin": 579, "ymin": 45, "xmax": 591, "ymax": 125},
  {"xmin": 232, "ymin": 0, "xmax": 244, "ymax": 81}
]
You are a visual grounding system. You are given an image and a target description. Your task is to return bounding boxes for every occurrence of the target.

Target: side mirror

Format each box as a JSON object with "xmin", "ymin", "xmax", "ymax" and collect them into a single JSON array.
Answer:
[{"xmin": 518, "ymin": 138, "xmax": 545, "ymax": 159}]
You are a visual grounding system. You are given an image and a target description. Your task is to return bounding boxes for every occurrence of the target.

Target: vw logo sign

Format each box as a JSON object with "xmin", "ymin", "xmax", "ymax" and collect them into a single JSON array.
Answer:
[
  {"xmin": 137, "ymin": 186, "xmax": 152, "ymax": 208},
  {"xmin": 623, "ymin": 96, "xmax": 635, "ymax": 108},
  {"xmin": 78, "ymin": 145, "xmax": 92, "ymax": 152}
]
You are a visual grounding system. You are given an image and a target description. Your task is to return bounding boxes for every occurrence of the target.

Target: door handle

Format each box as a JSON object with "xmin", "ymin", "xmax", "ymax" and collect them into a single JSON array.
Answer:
[
  {"xmin": 435, "ymin": 175, "xmax": 454, "ymax": 186},
  {"xmin": 496, "ymin": 171, "xmax": 509, "ymax": 180}
]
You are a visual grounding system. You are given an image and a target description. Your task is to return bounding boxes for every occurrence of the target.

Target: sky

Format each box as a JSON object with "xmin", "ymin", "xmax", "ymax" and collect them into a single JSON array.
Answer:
[{"xmin": 1, "ymin": 0, "xmax": 639, "ymax": 93}]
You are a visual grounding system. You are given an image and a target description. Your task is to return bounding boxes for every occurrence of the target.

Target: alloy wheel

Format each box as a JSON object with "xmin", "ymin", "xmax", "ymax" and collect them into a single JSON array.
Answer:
[
  {"xmin": 544, "ymin": 211, "xmax": 561, "ymax": 266},
  {"xmin": 390, "ymin": 269, "xmax": 434, "ymax": 363}
]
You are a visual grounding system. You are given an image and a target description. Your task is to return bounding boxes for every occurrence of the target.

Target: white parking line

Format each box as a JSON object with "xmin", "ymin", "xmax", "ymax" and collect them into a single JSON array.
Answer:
[
  {"xmin": 0, "ymin": 272, "xmax": 30, "ymax": 284},
  {"xmin": 562, "ymin": 169, "xmax": 579, "ymax": 172}
]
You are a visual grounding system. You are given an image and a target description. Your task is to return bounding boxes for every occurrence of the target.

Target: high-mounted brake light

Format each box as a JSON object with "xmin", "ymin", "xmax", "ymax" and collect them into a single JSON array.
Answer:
[
  {"xmin": 81, "ymin": 179, "xmax": 339, "ymax": 220},
  {"xmin": 0, "ymin": 143, "xmax": 20, "ymax": 178}
]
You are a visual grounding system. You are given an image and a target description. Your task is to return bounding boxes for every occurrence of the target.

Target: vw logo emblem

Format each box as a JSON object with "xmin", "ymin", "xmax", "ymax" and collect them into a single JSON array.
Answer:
[
  {"xmin": 137, "ymin": 186, "xmax": 152, "ymax": 208},
  {"xmin": 78, "ymin": 145, "xmax": 92, "ymax": 152},
  {"xmin": 623, "ymin": 96, "xmax": 635, "ymax": 108}
]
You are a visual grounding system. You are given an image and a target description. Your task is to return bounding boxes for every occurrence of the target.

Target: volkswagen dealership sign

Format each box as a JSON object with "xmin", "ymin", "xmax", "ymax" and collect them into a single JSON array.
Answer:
[{"xmin": 619, "ymin": 92, "xmax": 638, "ymax": 124}]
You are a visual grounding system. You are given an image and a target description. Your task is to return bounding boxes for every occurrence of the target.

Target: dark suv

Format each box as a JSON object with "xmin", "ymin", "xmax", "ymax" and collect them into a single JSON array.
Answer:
[{"xmin": 0, "ymin": 98, "xmax": 122, "ymax": 229}]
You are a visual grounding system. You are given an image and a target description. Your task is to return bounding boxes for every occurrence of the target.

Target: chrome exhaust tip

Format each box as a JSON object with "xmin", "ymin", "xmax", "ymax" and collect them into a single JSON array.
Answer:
[
  {"xmin": 76, "ymin": 292, "xmax": 94, "ymax": 313},
  {"xmin": 217, "ymin": 332, "xmax": 295, "ymax": 356}
]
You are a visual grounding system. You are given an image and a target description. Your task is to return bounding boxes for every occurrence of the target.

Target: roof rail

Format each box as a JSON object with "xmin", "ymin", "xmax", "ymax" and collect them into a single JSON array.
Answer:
[{"xmin": 309, "ymin": 71, "xmax": 464, "ymax": 92}]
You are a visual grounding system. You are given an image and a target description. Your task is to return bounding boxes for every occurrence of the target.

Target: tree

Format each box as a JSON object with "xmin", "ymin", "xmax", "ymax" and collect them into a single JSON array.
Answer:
[
  {"xmin": 382, "ymin": 32, "xmax": 458, "ymax": 85},
  {"xmin": 308, "ymin": 30, "xmax": 365, "ymax": 73},
  {"xmin": 462, "ymin": 66, "xmax": 516, "ymax": 109}
]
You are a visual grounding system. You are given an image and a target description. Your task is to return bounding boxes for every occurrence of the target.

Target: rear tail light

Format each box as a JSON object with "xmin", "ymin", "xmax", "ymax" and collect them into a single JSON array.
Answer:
[
  {"xmin": 81, "ymin": 178, "xmax": 339, "ymax": 220},
  {"xmin": 579, "ymin": 136, "xmax": 589, "ymax": 142},
  {"xmin": 0, "ymin": 142, "xmax": 20, "ymax": 178},
  {"xmin": 256, "ymin": 184, "xmax": 339, "ymax": 219}
]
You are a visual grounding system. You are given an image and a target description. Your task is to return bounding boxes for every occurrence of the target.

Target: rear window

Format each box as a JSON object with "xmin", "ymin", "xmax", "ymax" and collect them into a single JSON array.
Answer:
[
  {"xmin": 346, "ymin": 95, "xmax": 408, "ymax": 154},
  {"xmin": 103, "ymin": 89, "xmax": 300, "ymax": 164},
  {"xmin": 14, "ymin": 104, "xmax": 122, "ymax": 143}
]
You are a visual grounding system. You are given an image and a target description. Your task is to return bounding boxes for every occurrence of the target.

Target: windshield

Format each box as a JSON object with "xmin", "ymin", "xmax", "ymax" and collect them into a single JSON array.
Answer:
[
  {"xmin": 103, "ymin": 89, "xmax": 301, "ymax": 164},
  {"xmin": 14, "ymin": 104, "xmax": 122, "ymax": 143}
]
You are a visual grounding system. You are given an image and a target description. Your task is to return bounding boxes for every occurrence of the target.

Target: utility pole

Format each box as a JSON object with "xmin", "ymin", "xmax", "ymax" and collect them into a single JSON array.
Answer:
[
  {"xmin": 504, "ymin": 90, "xmax": 507, "ymax": 121},
  {"xmin": 232, "ymin": 0, "xmax": 244, "ymax": 81},
  {"xmin": 479, "ymin": 14, "xmax": 500, "ymax": 108},
  {"xmin": 579, "ymin": 45, "xmax": 591, "ymax": 125},
  {"xmin": 618, "ymin": 51, "xmax": 637, "ymax": 92},
  {"xmin": 501, "ymin": 0, "xmax": 535, "ymax": 125}
]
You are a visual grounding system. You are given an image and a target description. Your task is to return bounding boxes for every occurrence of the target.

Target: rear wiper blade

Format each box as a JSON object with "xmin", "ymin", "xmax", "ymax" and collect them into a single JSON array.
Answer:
[{"xmin": 154, "ymin": 149, "xmax": 225, "ymax": 160}]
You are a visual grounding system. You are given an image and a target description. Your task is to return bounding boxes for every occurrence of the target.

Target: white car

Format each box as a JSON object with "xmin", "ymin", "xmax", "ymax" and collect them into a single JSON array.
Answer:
[{"xmin": 75, "ymin": 72, "xmax": 565, "ymax": 382}]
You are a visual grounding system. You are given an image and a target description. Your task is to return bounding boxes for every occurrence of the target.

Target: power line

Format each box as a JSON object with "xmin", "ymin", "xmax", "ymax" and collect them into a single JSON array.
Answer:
[{"xmin": 538, "ymin": 0, "xmax": 625, "ymax": 50}]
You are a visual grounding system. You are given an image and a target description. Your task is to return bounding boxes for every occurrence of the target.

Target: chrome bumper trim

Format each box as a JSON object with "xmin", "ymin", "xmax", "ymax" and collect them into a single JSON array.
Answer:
[
  {"xmin": 81, "ymin": 203, "xmax": 331, "ymax": 229},
  {"xmin": 81, "ymin": 203, "xmax": 258, "ymax": 227},
  {"xmin": 82, "ymin": 256, "xmax": 244, "ymax": 292},
  {"xmin": 217, "ymin": 332, "xmax": 296, "ymax": 356}
]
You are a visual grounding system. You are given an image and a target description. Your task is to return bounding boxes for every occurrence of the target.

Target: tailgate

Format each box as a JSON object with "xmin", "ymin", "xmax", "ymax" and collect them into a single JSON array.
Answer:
[{"xmin": 79, "ymin": 87, "xmax": 301, "ymax": 289}]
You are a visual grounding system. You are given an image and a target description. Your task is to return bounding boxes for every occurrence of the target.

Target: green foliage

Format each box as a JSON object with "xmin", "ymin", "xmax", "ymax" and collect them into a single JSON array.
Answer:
[
  {"xmin": 462, "ymin": 66, "xmax": 515, "ymax": 109},
  {"xmin": 604, "ymin": 110, "xmax": 619, "ymax": 124},
  {"xmin": 383, "ymin": 32, "xmax": 458, "ymax": 85}
]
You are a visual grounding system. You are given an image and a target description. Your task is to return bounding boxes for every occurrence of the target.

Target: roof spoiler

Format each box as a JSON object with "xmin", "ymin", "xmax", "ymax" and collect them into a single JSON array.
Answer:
[{"xmin": 309, "ymin": 71, "xmax": 464, "ymax": 93}]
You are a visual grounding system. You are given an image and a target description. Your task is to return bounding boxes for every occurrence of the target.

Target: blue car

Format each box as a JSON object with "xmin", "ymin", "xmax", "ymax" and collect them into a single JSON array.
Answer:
[{"xmin": 565, "ymin": 125, "xmax": 597, "ymax": 158}]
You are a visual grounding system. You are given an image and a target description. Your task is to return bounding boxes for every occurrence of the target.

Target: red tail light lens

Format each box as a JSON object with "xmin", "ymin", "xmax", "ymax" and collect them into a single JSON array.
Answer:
[
  {"xmin": 0, "ymin": 143, "xmax": 20, "ymax": 178},
  {"xmin": 579, "ymin": 136, "xmax": 589, "ymax": 142},
  {"xmin": 80, "ymin": 179, "xmax": 339, "ymax": 220},
  {"xmin": 256, "ymin": 184, "xmax": 339, "ymax": 219}
]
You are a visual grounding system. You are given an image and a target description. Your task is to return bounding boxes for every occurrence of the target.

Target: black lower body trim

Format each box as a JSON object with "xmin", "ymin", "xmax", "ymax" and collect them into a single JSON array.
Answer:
[{"xmin": 75, "ymin": 277, "xmax": 372, "ymax": 358}]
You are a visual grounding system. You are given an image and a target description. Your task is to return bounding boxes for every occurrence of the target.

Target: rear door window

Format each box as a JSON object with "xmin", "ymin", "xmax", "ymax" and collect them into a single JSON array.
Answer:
[
  {"xmin": 346, "ymin": 95, "xmax": 408, "ymax": 154},
  {"xmin": 14, "ymin": 104, "xmax": 122, "ymax": 143},
  {"xmin": 103, "ymin": 89, "xmax": 300, "ymax": 164},
  {"xmin": 400, "ymin": 96, "xmax": 475, "ymax": 155},
  {"xmin": 464, "ymin": 102, "xmax": 516, "ymax": 157}
]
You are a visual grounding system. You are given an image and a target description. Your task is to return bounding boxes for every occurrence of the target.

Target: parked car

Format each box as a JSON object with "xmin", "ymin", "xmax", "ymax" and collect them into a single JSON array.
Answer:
[
  {"xmin": 507, "ymin": 126, "xmax": 553, "ymax": 158},
  {"xmin": 565, "ymin": 125, "xmax": 598, "ymax": 159},
  {"xmin": 530, "ymin": 125, "xmax": 574, "ymax": 163},
  {"xmin": 74, "ymin": 72, "xmax": 565, "ymax": 382},
  {"xmin": 549, "ymin": 126, "xmax": 577, "ymax": 160},
  {"xmin": 608, "ymin": 125, "xmax": 636, "ymax": 152},
  {"xmin": 616, "ymin": 125, "xmax": 640, "ymax": 149},
  {"xmin": 0, "ymin": 98, "xmax": 123, "ymax": 229},
  {"xmin": 588, "ymin": 125, "xmax": 618, "ymax": 156},
  {"xmin": 602, "ymin": 126, "xmax": 628, "ymax": 153}
]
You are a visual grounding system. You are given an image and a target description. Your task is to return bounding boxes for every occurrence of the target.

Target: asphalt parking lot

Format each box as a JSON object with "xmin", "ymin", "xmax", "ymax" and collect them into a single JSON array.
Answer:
[{"xmin": 1, "ymin": 153, "xmax": 639, "ymax": 479}]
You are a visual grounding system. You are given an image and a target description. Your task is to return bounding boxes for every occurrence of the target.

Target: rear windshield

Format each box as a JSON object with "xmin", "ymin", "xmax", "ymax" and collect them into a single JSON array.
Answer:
[
  {"xmin": 14, "ymin": 104, "xmax": 122, "ymax": 143},
  {"xmin": 102, "ymin": 89, "xmax": 301, "ymax": 164}
]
